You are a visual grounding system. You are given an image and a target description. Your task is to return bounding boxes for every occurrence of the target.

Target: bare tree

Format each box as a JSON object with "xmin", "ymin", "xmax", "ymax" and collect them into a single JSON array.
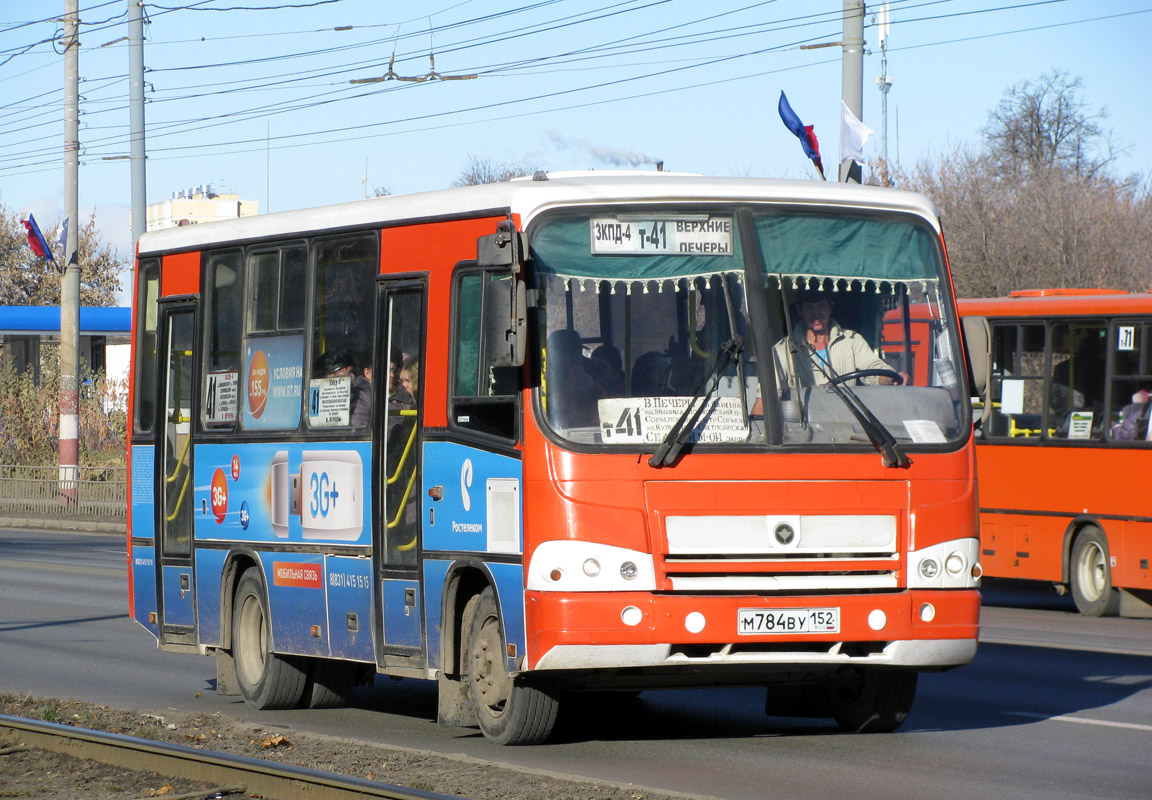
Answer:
[
  {"xmin": 0, "ymin": 205, "xmax": 124, "ymax": 306},
  {"xmin": 893, "ymin": 72, "xmax": 1152, "ymax": 297},
  {"xmin": 983, "ymin": 70, "xmax": 1115, "ymax": 179},
  {"xmin": 451, "ymin": 154, "xmax": 543, "ymax": 187}
]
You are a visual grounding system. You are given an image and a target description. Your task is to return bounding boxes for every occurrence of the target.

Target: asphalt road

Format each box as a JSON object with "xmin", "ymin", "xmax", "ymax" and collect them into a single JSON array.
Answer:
[{"xmin": 2, "ymin": 527, "xmax": 1151, "ymax": 800}]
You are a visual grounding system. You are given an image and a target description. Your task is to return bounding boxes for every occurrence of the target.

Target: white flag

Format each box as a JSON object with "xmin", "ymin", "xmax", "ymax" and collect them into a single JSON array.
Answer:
[
  {"xmin": 56, "ymin": 216, "xmax": 69, "ymax": 248},
  {"xmin": 840, "ymin": 101, "xmax": 874, "ymax": 166}
]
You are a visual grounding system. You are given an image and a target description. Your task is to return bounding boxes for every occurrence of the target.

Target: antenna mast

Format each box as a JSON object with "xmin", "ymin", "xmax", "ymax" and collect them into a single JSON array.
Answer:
[{"xmin": 876, "ymin": 3, "xmax": 893, "ymax": 167}]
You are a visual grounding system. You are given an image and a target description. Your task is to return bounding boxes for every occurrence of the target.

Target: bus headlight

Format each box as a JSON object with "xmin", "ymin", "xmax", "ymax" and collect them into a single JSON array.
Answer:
[
  {"xmin": 528, "ymin": 541, "xmax": 656, "ymax": 592},
  {"xmin": 908, "ymin": 538, "xmax": 980, "ymax": 589}
]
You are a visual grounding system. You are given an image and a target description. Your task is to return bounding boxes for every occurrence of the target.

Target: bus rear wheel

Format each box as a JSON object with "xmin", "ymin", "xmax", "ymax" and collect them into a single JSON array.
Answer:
[
  {"xmin": 465, "ymin": 587, "xmax": 558, "ymax": 745},
  {"xmin": 1070, "ymin": 527, "xmax": 1121, "ymax": 617},
  {"xmin": 232, "ymin": 567, "xmax": 307, "ymax": 710},
  {"xmin": 825, "ymin": 667, "xmax": 917, "ymax": 733}
]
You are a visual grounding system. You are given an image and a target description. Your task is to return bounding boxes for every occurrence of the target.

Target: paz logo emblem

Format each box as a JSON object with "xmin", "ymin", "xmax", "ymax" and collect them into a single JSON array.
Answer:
[
  {"xmin": 774, "ymin": 522, "xmax": 796, "ymax": 546},
  {"xmin": 460, "ymin": 459, "xmax": 474, "ymax": 512}
]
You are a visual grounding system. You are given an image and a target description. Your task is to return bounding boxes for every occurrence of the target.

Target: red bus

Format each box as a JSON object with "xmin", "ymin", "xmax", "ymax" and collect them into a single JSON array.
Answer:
[
  {"xmin": 959, "ymin": 289, "xmax": 1152, "ymax": 616},
  {"xmin": 128, "ymin": 173, "xmax": 980, "ymax": 744}
]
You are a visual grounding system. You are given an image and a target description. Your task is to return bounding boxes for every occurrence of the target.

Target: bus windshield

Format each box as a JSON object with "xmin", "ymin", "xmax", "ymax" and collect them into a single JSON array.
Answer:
[{"xmin": 531, "ymin": 207, "xmax": 966, "ymax": 450}]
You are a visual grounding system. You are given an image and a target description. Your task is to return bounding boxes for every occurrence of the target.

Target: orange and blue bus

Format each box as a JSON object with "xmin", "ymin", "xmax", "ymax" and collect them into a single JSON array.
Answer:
[
  {"xmin": 128, "ymin": 173, "xmax": 981, "ymax": 744},
  {"xmin": 959, "ymin": 289, "xmax": 1152, "ymax": 616}
]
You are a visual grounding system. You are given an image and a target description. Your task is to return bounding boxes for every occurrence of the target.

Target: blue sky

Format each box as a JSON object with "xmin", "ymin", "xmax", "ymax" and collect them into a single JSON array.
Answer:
[{"xmin": 1, "ymin": 0, "xmax": 1149, "ymax": 299}]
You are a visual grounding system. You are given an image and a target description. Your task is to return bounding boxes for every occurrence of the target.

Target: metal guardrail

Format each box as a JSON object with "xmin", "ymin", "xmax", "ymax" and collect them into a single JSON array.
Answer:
[{"xmin": 0, "ymin": 464, "xmax": 126, "ymax": 521}]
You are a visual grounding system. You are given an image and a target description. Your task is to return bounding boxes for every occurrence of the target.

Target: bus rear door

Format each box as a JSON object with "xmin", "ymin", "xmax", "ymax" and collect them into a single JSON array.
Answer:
[{"xmin": 155, "ymin": 300, "xmax": 198, "ymax": 648}]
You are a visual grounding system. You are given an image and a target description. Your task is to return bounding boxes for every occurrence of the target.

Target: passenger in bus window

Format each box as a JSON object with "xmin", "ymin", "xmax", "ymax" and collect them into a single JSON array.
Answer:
[
  {"xmin": 546, "ymin": 329, "xmax": 605, "ymax": 429},
  {"xmin": 770, "ymin": 289, "xmax": 909, "ymax": 399},
  {"xmin": 591, "ymin": 344, "xmax": 625, "ymax": 396},
  {"xmin": 316, "ymin": 349, "xmax": 373, "ymax": 426},
  {"xmin": 387, "ymin": 347, "xmax": 414, "ymax": 412},
  {"xmin": 400, "ymin": 356, "xmax": 419, "ymax": 399},
  {"xmin": 1111, "ymin": 389, "xmax": 1151, "ymax": 440}
]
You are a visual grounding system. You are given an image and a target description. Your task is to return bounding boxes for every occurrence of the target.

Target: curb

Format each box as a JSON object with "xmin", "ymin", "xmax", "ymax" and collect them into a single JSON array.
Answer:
[{"xmin": 0, "ymin": 516, "xmax": 126, "ymax": 535}]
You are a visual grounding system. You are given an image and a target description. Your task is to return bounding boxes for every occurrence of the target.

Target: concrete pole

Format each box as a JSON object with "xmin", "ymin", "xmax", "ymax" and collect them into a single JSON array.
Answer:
[
  {"xmin": 60, "ymin": 0, "xmax": 81, "ymax": 504},
  {"xmin": 129, "ymin": 1, "xmax": 146, "ymax": 245},
  {"xmin": 840, "ymin": 0, "xmax": 865, "ymax": 184}
]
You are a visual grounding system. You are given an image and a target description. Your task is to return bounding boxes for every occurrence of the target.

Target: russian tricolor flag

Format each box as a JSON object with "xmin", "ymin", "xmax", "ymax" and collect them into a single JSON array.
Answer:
[
  {"xmin": 22, "ymin": 213, "xmax": 54, "ymax": 263},
  {"xmin": 778, "ymin": 92, "xmax": 825, "ymax": 180}
]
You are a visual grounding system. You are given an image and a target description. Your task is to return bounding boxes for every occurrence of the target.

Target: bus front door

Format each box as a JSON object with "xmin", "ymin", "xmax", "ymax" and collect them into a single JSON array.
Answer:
[
  {"xmin": 156, "ymin": 302, "xmax": 198, "ymax": 647},
  {"xmin": 374, "ymin": 279, "xmax": 426, "ymax": 668}
]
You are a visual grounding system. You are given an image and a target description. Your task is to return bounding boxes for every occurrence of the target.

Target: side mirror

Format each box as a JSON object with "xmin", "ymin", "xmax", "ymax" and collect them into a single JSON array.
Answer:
[
  {"xmin": 477, "ymin": 223, "xmax": 524, "ymax": 268},
  {"xmin": 962, "ymin": 314, "xmax": 991, "ymax": 423}
]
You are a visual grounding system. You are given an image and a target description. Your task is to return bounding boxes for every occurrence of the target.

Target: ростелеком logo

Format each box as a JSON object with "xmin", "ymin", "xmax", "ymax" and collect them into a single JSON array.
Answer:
[{"xmin": 461, "ymin": 458, "xmax": 473, "ymax": 512}]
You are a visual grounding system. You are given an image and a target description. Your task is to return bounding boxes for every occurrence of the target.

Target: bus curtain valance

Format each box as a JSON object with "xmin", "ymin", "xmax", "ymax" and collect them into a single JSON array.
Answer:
[
  {"xmin": 754, "ymin": 214, "xmax": 939, "ymax": 282},
  {"xmin": 530, "ymin": 217, "xmax": 742, "ymax": 283},
  {"xmin": 530, "ymin": 213, "xmax": 941, "ymax": 292}
]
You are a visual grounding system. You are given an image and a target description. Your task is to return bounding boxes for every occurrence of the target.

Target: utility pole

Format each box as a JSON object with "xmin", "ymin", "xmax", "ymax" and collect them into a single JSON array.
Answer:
[
  {"xmin": 840, "ymin": 0, "xmax": 864, "ymax": 184},
  {"xmin": 129, "ymin": 0, "xmax": 146, "ymax": 245},
  {"xmin": 60, "ymin": 0, "xmax": 81, "ymax": 505}
]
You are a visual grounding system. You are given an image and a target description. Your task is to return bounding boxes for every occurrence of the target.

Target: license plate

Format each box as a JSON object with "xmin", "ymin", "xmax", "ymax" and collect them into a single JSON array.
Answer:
[{"xmin": 737, "ymin": 607, "xmax": 840, "ymax": 635}]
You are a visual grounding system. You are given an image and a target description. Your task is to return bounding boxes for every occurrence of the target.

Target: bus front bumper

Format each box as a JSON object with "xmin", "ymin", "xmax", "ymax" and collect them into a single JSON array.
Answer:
[{"xmin": 526, "ymin": 588, "xmax": 980, "ymax": 673}]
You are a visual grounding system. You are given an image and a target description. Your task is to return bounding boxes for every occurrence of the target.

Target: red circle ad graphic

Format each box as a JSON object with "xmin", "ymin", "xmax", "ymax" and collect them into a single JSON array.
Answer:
[
  {"xmin": 247, "ymin": 350, "xmax": 269, "ymax": 418},
  {"xmin": 210, "ymin": 468, "xmax": 228, "ymax": 524},
  {"xmin": 231, "ymin": 454, "xmax": 241, "ymax": 481}
]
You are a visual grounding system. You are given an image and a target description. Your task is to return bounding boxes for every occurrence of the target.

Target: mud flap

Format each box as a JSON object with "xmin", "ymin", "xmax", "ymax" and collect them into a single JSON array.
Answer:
[
  {"xmin": 215, "ymin": 649, "xmax": 240, "ymax": 696},
  {"xmin": 437, "ymin": 672, "xmax": 476, "ymax": 727}
]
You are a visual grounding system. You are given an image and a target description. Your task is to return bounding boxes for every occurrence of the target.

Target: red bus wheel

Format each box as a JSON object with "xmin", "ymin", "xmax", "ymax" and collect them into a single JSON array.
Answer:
[{"xmin": 1070, "ymin": 527, "xmax": 1121, "ymax": 617}]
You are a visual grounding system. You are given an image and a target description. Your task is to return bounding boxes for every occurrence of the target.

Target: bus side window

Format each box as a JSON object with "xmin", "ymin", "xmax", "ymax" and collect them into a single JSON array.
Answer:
[
  {"xmin": 308, "ymin": 234, "xmax": 378, "ymax": 431},
  {"xmin": 450, "ymin": 267, "xmax": 519, "ymax": 440},
  {"xmin": 1049, "ymin": 320, "xmax": 1106, "ymax": 440},
  {"xmin": 1109, "ymin": 321, "xmax": 1152, "ymax": 443},
  {"xmin": 986, "ymin": 323, "xmax": 1046, "ymax": 438},
  {"xmin": 240, "ymin": 243, "xmax": 309, "ymax": 432},
  {"xmin": 133, "ymin": 258, "xmax": 161, "ymax": 436},
  {"xmin": 201, "ymin": 250, "xmax": 242, "ymax": 431}
]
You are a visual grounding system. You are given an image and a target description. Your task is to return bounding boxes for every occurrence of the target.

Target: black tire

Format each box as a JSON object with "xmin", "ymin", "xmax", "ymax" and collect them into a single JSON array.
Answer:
[
  {"xmin": 231, "ymin": 567, "xmax": 307, "ymax": 710},
  {"xmin": 1070, "ymin": 527, "xmax": 1121, "ymax": 617},
  {"xmin": 465, "ymin": 587, "xmax": 559, "ymax": 745},
  {"xmin": 825, "ymin": 668, "xmax": 917, "ymax": 733},
  {"xmin": 302, "ymin": 658, "xmax": 358, "ymax": 709}
]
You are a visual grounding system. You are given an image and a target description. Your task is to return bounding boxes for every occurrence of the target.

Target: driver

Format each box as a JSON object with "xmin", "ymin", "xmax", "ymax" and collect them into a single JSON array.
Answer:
[{"xmin": 771, "ymin": 288, "xmax": 909, "ymax": 396}]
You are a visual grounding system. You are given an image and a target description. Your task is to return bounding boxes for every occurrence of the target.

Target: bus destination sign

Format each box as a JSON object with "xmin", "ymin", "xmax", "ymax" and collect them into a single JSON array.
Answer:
[{"xmin": 590, "ymin": 217, "xmax": 734, "ymax": 255}]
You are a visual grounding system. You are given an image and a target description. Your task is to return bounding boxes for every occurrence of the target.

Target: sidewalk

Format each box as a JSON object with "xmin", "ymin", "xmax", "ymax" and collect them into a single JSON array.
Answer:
[{"xmin": 0, "ymin": 515, "xmax": 125, "ymax": 534}]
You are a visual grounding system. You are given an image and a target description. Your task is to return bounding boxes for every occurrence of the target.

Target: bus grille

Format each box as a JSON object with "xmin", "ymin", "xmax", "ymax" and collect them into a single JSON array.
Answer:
[{"xmin": 660, "ymin": 514, "xmax": 900, "ymax": 593}]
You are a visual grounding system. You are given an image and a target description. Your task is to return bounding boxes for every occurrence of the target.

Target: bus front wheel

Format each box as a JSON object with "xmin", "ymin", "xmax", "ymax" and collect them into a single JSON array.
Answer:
[
  {"xmin": 232, "ymin": 567, "xmax": 307, "ymax": 709},
  {"xmin": 465, "ymin": 587, "xmax": 558, "ymax": 745},
  {"xmin": 825, "ymin": 667, "xmax": 917, "ymax": 733},
  {"xmin": 1070, "ymin": 527, "xmax": 1121, "ymax": 617}
]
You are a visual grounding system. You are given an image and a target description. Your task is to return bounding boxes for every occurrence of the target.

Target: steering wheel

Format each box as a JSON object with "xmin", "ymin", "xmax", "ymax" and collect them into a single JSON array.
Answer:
[{"xmin": 826, "ymin": 368, "xmax": 904, "ymax": 386}]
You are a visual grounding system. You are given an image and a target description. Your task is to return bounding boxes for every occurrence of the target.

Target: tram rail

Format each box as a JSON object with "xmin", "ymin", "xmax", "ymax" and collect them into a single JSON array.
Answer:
[{"xmin": 0, "ymin": 713, "xmax": 461, "ymax": 800}]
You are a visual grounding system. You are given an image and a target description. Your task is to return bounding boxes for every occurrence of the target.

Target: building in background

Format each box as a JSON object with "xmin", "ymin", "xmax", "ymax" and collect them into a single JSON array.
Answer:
[{"xmin": 146, "ymin": 184, "xmax": 258, "ymax": 231}]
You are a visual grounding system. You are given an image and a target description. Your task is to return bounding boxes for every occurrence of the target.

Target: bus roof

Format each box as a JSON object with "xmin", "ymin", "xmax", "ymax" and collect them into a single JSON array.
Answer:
[
  {"xmin": 136, "ymin": 172, "xmax": 942, "ymax": 257},
  {"xmin": 958, "ymin": 291, "xmax": 1152, "ymax": 317}
]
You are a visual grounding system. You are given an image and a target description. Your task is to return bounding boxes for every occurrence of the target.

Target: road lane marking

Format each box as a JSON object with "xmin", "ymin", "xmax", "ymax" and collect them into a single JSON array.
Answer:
[
  {"xmin": 1005, "ymin": 711, "xmax": 1152, "ymax": 732},
  {"xmin": 980, "ymin": 634, "xmax": 1152, "ymax": 658}
]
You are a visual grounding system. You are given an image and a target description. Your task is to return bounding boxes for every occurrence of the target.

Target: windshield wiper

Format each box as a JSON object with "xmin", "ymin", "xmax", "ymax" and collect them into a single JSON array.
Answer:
[
  {"xmin": 649, "ymin": 337, "xmax": 744, "ymax": 468},
  {"xmin": 806, "ymin": 351, "xmax": 911, "ymax": 468}
]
